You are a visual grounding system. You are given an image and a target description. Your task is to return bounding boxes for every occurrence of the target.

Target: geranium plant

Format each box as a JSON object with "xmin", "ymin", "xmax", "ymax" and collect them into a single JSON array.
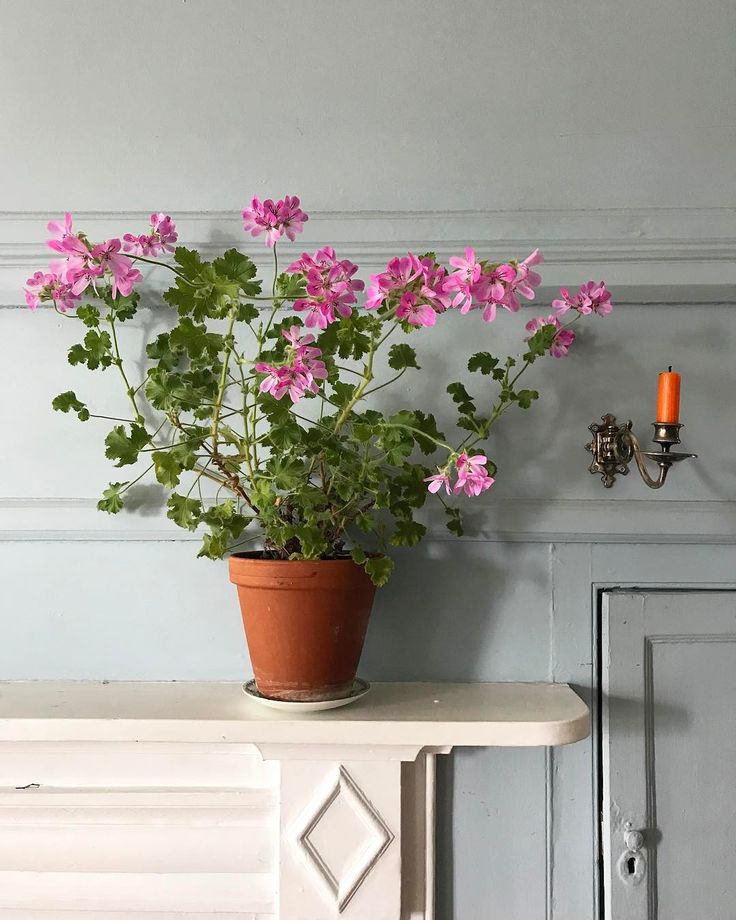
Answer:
[{"xmin": 28, "ymin": 197, "xmax": 612, "ymax": 585}]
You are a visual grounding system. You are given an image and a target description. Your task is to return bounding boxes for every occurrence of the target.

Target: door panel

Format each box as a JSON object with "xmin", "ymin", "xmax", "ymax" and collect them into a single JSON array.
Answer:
[{"xmin": 602, "ymin": 591, "xmax": 736, "ymax": 920}]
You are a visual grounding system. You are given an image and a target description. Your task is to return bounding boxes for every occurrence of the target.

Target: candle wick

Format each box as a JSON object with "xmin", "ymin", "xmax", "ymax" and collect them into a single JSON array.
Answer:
[{"xmin": 668, "ymin": 365, "xmax": 672, "ymax": 372}]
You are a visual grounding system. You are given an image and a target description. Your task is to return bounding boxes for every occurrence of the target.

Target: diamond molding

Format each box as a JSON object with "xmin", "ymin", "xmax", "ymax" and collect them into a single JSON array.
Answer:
[{"xmin": 291, "ymin": 766, "xmax": 395, "ymax": 913}]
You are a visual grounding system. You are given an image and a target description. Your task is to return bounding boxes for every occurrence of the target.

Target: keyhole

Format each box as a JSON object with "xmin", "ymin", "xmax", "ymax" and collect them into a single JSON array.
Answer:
[{"xmin": 626, "ymin": 856, "xmax": 637, "ymax": 875}]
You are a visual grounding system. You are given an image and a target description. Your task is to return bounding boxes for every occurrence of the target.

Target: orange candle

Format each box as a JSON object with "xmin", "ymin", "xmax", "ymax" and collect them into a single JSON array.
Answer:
[{"xmin": 657, "ymin": 367, "xmax": 681, "ymax": 423}]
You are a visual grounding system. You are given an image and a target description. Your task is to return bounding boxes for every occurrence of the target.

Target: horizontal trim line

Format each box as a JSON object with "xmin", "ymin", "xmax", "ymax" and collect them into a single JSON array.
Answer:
[
  {"xmin": 1, "ymin": 207, "xmax": 735, "ymax": 305},
  {"xmin": 0, "ymin": 498, "xmax": 733, "ymax": 544}
]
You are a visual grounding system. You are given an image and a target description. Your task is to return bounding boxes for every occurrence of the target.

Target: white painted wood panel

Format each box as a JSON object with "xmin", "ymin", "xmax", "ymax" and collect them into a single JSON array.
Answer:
[
  {"xmin": 602, "ymin": 590, "xmax": 736, "ymax": 920},
  {"xmin": 0, "ymin": 680, "xmax": 590, "ymax": 748},
  {"xmin": 0, "ymin": 680, "xmax": 588, "ymax": 918}
]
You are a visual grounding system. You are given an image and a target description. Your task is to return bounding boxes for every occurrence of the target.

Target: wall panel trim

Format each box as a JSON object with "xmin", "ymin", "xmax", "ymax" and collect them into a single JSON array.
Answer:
[
  {"xmin": 1, "ymin": 497, "xmax": 734, "ymax": 544},
  {"xmin": 1, "ymin": 207, "xmax": 735, "ymax": 304}
]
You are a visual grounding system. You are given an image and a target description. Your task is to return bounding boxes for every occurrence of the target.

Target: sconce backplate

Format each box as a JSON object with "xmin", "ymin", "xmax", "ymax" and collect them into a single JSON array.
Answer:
[{"xmin": 585, "ymin": 414, "xmax": 633, "ymax": 488}]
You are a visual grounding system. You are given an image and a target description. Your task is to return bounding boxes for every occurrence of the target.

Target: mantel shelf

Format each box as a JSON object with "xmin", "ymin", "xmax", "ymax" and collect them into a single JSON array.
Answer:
[{"xmin": 0, "ymin": 680, "xmax": 589, "ymax": 748}]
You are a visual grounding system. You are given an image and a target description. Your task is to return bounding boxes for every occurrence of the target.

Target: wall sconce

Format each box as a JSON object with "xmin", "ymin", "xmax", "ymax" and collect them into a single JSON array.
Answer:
[
  {"xmin": 586, "ymin": 368, "xmax": 697, "ymax": 489},
  {"xmin": 586, "ymin": 414, "xmax": 697, "ymax": 489}
]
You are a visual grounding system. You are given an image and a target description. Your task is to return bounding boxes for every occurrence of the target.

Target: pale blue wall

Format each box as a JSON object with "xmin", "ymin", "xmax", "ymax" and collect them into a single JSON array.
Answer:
[{"xmin": 1, "ymin": 2, "xmax": 735, "ymax": 917}]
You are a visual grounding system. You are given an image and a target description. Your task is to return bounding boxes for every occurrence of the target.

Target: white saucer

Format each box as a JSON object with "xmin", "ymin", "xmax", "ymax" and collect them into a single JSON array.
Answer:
[{"xmin": 243, "ymin": 678, "xmax": 371, "ymax": 712}]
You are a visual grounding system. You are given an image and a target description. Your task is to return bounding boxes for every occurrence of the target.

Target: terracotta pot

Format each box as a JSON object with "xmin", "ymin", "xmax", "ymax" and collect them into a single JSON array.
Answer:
[{"xmin": 228, "ymin": 553, "xmax": 378, "ymax": 702}]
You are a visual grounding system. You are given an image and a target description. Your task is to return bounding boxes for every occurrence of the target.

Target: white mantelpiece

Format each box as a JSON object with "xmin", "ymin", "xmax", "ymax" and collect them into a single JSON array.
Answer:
[{"xmin": 0, "ymin": 681, "xmax": 589, "ymax": 919}]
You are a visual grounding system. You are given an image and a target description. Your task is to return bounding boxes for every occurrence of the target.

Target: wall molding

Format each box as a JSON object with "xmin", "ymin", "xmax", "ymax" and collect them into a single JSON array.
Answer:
[
  {"xmin": 1, "ymin": 207, "xmax": 735, "ymax": 305},
  {"xmin": 1, "ymin": 497, "xmax": 734, "ymax": 544}
]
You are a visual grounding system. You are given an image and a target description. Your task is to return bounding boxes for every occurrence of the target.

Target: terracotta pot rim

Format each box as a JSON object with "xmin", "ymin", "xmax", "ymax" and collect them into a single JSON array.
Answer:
[{"xmin": 228, "ymin": 552, "xmax": 380, "ymax": 587}]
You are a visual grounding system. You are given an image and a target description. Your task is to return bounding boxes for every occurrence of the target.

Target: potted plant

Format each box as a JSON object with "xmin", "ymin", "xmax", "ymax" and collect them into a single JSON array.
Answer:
[{"xmin": 27, "ymin": 197, "xmax": 613, "ymax": 701}]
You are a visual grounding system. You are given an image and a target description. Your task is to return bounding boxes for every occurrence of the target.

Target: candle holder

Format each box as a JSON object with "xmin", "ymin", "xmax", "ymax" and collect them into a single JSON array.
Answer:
[{"xmin": 586, "ymin": 414, "xmax": 697, "ymax": 489}]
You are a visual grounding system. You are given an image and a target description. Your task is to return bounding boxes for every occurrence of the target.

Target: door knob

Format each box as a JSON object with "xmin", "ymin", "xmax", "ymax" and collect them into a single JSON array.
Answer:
[{"xmin": 624, "ymin": 828, "xmax": 644, "ymax": 851}]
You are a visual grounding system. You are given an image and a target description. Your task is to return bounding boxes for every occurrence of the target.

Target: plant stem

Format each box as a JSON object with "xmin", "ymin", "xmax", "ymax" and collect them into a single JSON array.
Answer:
[
  {"xmin": 211, "ymin": 306, "xmax": 239, "ymax": 453},
  {"xmin": 363, "ymin": 367, "xmax": 407, "ymax": 396},
  {"xmin": 108, "ymin": 313, "xmax": 144, "ymax": 423}
]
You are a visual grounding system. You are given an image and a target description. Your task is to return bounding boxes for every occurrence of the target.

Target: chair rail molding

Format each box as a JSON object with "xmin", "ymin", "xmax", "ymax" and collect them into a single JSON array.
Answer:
[
  {"xmin": 0, "ymin": 680, "xmax": 588, "ymax": 920},
  {"xmin": 1, "ymin": 496, "xmax": 734, "ymax": 544},
  {"xmin": 0, "ymin": 206, "xmax": 734, "ymax": 304}
]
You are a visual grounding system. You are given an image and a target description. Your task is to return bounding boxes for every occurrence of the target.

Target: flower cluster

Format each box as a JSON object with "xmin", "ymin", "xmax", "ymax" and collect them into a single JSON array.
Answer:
[
  {"xmin": 123, "ymin": 212, "xmax": 178, "ymax": 256},
  {"xmin": 286, "ymin": 247, "xmax": 365, "ymax": 329},
  {"xmin": 553, "ymin": 280, "xmax": 613, "ymax": 316},
  {"xmin": 254, "ymin": 326, "xmax": 328, "ymax": 403},
  {"xmin": 363, "ymin": 247, "xmax": 544, "ymax": 328},
  {"xmin": 26, "ymin": 212, "xmax": 157, "ymax": 307},
  {"xmin": 525, "ymin": 314, "xmax": 577, "ymax": 358},
  {"xmin": 425, "ymin": 453, "xmax": 495, "ymax": 497},
  {"xmin": 242, "ymin": 196, "xmax": 308, "ymax": 248},
  {"xmin": 365, "ymin": 254, "xmax": 450, "ymax": 327},
  {"xmin": 24, "ymin": 263, "xmax": 80, "ymax": 312},
  {"xmin": 444, "ymin": 247, "xmax": 543, "ymax": 321}
]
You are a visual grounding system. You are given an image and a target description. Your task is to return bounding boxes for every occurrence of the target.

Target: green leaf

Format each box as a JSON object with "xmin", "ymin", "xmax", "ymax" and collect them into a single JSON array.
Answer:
[
  {"xmin": 76, "ymin": 305, "xmax": 100, "ymax": 328},
  {"xmin": 365, "ymin": 555, "xmax": 394, "ymax": 587},
  {"xmin": 108, "ymin": 291, "xmax": 139, "ymax": 322},
  {"xmin": 408, "ymin": 410, "xmax": 445, "ymax": 455},
  {"xmin": 169, "ymin": 440, "xmax": 199, "ymax": 471},
  {"xmin": 67, "ymin": 330, "xmax": 113, "ymax": 370},
  {"xmin": 104, "ymin": 423, "xmax": 150, "ymax": 467},
  {"xmin": 169, "ymin": 318, "xmax": 223, "ymax": 363},
  {"xmin": 269, "ymin": 456, "xmax": 305, "ymax": 491},
  {"xmin": 467, "ymin": 352, "xmax": 500, "ymax": 375},
  {"xmin": 446, "ymin": 381, "xmax": 476, "ymax": 415},
  {"xmin": 167, "ymin": 492, "xmax": 202, "ymax": 531},
  {"xmin": 350, "ymin": 544, "xmax": 367, "ymax": 564},
  {"xmin": 52, "ymin": 390, "xmax": 89, "ymax": 421},
  {"xmin": 390, "ymin": 518, "xmax": 427, "ymax": 547},
  {"xmin": 201, "ymin": 499, "xmax": 251, "ymax": 539},
  {"xmin": 331, "ymin": 381, "xmax": 357, "ymax": 407},
  {"xmin": 197, "ymin": 529, "xmax": 230, "ymax": 559},
  {"xmin": 213, "ymin": 248, "xmax": 261, "ymax": 296},
  {"xmin": 97, "ymin": 481, "xmax": 128, "ymax": 514},
  {"xmin": 236, "ymin": 303, "xmax": 259, "ymax": 323},
  {"xmin": 387, "ymin": 343, "xmax": 420, "ymax": 371},
  {"xmin": 173, "ymin": 246, "xmax": 204, "ymax": 278},
  {"xmin": 516, "ymin": 389, "xmax": 539, "ymax": 409},
  {"xmin": 152, "ymin": 450, "xmax": 183, "ymax": 488},
  {"xmin": 275, "ymin": 272, "xmax": 307, "ymax": 301},
  {"xmin": 523, "ymin": 325, "xmax": 558, "ymax": 361},
  {"xmin": 445, "ymin": 506, "xmax": 464, "ymax": 537}
]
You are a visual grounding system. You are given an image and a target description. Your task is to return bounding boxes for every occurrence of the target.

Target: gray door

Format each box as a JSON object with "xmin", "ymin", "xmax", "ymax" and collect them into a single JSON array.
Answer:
[{"xmin": 602, "ymin": 590, "xmax": 736, "ymax": 920}]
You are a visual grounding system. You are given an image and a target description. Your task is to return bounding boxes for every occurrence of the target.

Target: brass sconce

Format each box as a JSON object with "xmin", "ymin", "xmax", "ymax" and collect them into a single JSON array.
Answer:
[{"xmin": 586, "ymin": 414, "xmax": 697, "ymax": 489}]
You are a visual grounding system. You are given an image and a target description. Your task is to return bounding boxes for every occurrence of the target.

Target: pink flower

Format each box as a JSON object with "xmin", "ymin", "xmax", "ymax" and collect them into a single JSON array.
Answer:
[
  {"xmin": 424, "ymin": 453, "xmax": 495, "ymax": 498},
  {"xmin": 282, "ymin": 325, "xmax": 316, "ymax": 351},
  {"xmin": 288, "ymin": 248, "xmax": 363, "ymax": 328},
  {"xmin": 123, "ymin": 213, "xmax": 178, "ymax": 257},
  {"xmin": 286, "ymin": 246, "xmax": 337, "ymax": 275},
  {"xmin": 453, "ymin": 453, "xmax": 495, "ymax": 497},
  {"xmin": 448, "ymin": 247, "xmax": 482, "ymax": 285},
  {"xmin": 88, "ymin": 240, "xmax": 142, "ymax": 298},
  {"xmin": 293, "ymin": 299, "xmax": 341, "ymax": 329},
  {"xmin": 254, "ymin": 329, "xmax": 327, "ymax": 404},
  {"xmin": 242, "ymin": 195, "xmax": 308, "ymax": 247},
  {"xmin": 525, "ymin": 314, "xmax": 576, "ymax": 358},
  {"xmin": 24, "ymin": 262, "xmax": 80, "ymax": 312},
  {"xmin": 552, "ymin": 281, "xmax": 613, "ymax": 317},
  {"xmin": 443, "ymin": 249, "xmax": 482, "ymax": 313},
  {"xmin": 396, "ymin": 291, "xmax": 437, "ymax": 327},
  {"xmin": 364, "ymin": 253, "xmax": 424, "ymax": 311},
  {"xmin": 46, "ymin": 213, "xmax": 77, "ymax": 254},
  {"xmin": 446, "ymin": 257, "xmax": 517, "ymax": 317},
  {"xmin": 419, "ymin": 258, "xmax": 452, "ymax": 313},
  {"xmin": 424, "ymin": 471, "xmax": 452, "ymax": 494},
  {"xmin": 513, "ymin": 249, "xmax": 544, "ymax": 300}
]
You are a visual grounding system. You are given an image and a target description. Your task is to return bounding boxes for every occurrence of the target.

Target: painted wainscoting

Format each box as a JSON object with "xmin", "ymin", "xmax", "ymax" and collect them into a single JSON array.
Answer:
[{"xmin": 1, "ymin": 207, "xmax": 735, "ymax": 918}]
